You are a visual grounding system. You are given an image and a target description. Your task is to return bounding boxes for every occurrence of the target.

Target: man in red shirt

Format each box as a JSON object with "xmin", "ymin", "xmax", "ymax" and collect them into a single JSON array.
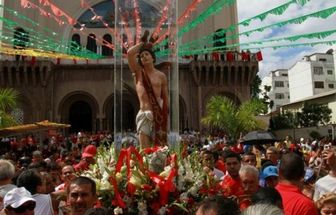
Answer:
[
  {"xmin": 221, "ymin": 151, "xmax": 243, "ymax": 198},
  {"xmin": 74, "ymin": 145, "xmax": 97, "ymax": 172},
  {"xmin": 276, "ymin": 153, "xmax": 318, "ymax": 215}
]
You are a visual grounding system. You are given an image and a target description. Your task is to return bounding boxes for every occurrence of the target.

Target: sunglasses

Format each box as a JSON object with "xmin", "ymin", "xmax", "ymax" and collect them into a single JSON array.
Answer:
[{"xmin": 8, "ymin": 202, "xmax": 35, "ymax": 213}]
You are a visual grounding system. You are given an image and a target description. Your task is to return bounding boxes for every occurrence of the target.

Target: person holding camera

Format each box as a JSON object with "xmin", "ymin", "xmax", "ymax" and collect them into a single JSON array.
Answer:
[{"xmin": 313, "ymin": 147, "xmax": 336, "ymax": 201}]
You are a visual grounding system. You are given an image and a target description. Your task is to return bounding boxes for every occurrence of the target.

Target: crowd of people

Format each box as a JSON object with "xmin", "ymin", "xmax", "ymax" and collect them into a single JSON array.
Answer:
[{"xmin": 0, "ymin": 131, "xmax": 335, "ymax": 215}]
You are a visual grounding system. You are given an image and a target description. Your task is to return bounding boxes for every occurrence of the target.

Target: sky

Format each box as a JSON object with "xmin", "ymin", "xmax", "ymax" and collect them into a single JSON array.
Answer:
[{"xmin": 236, "ymin": 0, "xmax": 336, "ymax": 78}]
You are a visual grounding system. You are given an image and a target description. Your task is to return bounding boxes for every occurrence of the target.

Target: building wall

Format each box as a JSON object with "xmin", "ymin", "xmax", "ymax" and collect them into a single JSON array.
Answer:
[
  {"xmin": 271, "ymin": 70, "xmax": 289, "ymax": 111},
  {"xmin": 288, "ymin": 61, "xmax": 313, "ymax": 102},
  {"xmin": 288, "ymin": 53, "xmax": 335, "ymax": 103},
  {"xmin": 260, "ymin": 69, "xmax": 289, "ymax": 113}
]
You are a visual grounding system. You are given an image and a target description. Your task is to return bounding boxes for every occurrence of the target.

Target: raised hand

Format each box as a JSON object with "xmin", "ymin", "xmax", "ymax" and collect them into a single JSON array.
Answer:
[{"xmin": 140, "ymin": 30, "xmax": 150, "ymax": 43}]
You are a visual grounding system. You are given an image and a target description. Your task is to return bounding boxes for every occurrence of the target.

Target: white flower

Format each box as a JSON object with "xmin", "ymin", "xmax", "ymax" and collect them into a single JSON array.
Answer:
[
  {"xmin": 137, "ymin": 201, "xmax": 148, "ymax": 215},
  {"xmin": 114, "ymin": 207, "xmax": 123, "ymax": 214},
  {"xmin": 158, "ymin": 206, "xmax": 167, "ymax": 215}
]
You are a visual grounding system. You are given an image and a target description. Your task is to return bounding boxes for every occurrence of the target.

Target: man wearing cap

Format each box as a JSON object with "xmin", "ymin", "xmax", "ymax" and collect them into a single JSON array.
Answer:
[
  {"xmin": 73, "ymin": 145, "xmax": 97, "ymax": 172},
  {"xmin": 262, "ymin": 165, "xmax": 279, "ymax": 188},
  {"xmin": 0, "ymin": 187, "xmax": 36, "ymax": 215}
]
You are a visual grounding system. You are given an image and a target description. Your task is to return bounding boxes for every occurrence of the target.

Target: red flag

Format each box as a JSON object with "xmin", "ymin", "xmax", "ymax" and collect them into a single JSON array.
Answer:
[
  {"xmin": 226, "ymin": 51, "xmax": 234, "ymax": 62},
  {"xmin": 56, "ymin": 58, "xmax": 61, "ymax": 65},
  {"xmin": 73, "ymin": 59, "xmax": 77, "ymax": 64},
  {"xmin": 212, "ymin": 52, "xmax": 220, "ymax": 61},
  {"xmin": 30, "ymin": 56, "xmax": 36, "ymax": 66},
  {"xmin": 242, "ymin": 51, "xmax": 250, "ymax": 61},
  {"xmin": 256, "ymin": 51, "xmax": 263, "ymax": 61}
]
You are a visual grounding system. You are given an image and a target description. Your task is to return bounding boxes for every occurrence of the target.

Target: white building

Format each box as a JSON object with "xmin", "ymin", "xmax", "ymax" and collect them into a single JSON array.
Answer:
[
  {"xmin": 260, "ymin": 69, "xmax": 290, "ymax": 113},
  {"xmin": 288, "ymin": 52, "xmax": 335, "ymax": 103}
]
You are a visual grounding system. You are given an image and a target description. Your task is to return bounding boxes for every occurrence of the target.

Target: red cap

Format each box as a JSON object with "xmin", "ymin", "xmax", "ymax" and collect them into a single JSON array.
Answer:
[{"xmin": 81, "ymin": 145, "xmax": 97, "ymax": 158}]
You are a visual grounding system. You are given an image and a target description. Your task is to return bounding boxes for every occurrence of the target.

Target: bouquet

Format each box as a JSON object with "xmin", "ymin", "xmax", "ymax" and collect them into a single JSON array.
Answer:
[{"xmin": 81, "ymin": 144, "xmax": 222, "ymax": 214}]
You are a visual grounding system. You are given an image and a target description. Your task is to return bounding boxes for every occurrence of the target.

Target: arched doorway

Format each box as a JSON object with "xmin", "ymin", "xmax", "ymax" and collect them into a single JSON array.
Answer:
[
  {"xmin": 58, "ymin": 91, "xmax": 99, "ymax": 134},
  {"xmin": 69, "ymin": 101, "xmax": 92, "ymax": 133}
]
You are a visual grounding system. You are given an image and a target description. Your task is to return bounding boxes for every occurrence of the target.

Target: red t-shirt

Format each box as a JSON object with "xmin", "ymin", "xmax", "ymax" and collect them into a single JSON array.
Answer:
[
  {"xmin": 276, "ymin": 182, "xmax": 318, "ymax": 215},
  {"xmin": 221, "ymin": 174, "xmax": 243, "ymax": 197}
]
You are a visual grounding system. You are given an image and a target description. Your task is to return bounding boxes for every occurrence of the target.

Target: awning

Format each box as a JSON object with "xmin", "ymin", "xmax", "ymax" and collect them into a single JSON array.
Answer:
[{"xmin": 0, "ymin": 120, "xmax": 71, "ymax": 137}]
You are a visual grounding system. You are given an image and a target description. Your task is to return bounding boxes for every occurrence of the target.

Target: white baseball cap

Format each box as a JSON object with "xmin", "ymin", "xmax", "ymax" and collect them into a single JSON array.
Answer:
[{"xmin": 3, "ymin": 187, "xmax": 36, "ymax": 208}]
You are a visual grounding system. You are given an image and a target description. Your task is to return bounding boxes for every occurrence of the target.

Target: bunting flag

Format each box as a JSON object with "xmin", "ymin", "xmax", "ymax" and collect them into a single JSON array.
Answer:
[
  {"xmin": 19, "ymin": 0, "xmax": 115, "ymax": 51},
  {"xmin": 176, "ymin": 39, "xmax": 336, "ymax": 57},
  {"xmin": 226, "ymin": 51, "xmax": 234, "ymax": 62},
  {"xmin": 178, "ymin": 0, "xmax": 236, "ymax": 37},
  {"xmin": 155, "ymin": 0, "xmax": 203, "ymax": 44},
  {"xmin": 256, "ymin": 51, "xmax": 263, "ymax": 61},
  {"xmin": 177, "ymin": 29, "xmax": 336, "ymax": 54},
  {"xmin": 30, "ymin": 56, "xmax": 36, "ymax": 66},
  {"xmin": 177, "ymin": 6, "xmax": 336, "ymax": 52},
  {"xmin": 9, "ymin": 0, "xmax": 336, "ymax": 60}
]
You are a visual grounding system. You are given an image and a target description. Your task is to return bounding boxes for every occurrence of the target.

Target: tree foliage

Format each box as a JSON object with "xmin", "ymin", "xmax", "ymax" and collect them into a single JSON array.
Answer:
[
  {"xmin": 297, "ymin": 103, "xmax": 331, "ymax": 127},
  {"xmin": 0, "ymin": 88, "xmax": 19, "ymax": 128},
  {"xmin": 201, "ymin": 96, "xmax": 266, "ymax": 139},
  {"xmin": 271, "ymin": 103, "xmax": 331, "ymax": 130},
  {"xmin": 270, "ymin": 111, "xmax": 296, "ymax": 130},
  {"xmin": 250, "ymin": 75, "xmax": 262, "ymax": 99}
]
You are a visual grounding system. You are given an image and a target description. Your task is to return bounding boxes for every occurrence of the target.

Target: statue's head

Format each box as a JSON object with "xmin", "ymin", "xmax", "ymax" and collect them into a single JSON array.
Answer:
[{"xmin": 138, "ymin": 43, "xmax": 156, "ymax": 66}]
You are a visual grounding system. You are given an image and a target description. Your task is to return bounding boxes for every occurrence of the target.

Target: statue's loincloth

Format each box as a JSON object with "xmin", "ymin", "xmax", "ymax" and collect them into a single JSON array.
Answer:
[{"xmin": 136, "ymin": 110, "xmax": 154, "ymax": 137}]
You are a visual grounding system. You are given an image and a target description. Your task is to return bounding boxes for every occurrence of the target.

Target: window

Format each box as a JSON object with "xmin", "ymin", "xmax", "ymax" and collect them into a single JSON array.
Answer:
[
  {"xmin": 102, "ymin": 34, "xmax": 113, "ymax": 56},
  {"xmin": 327, "ymin": 70, "xmax": 333, "ymax": 75},
  {"xmin": 275, "ymin": 93, "xmax": 284, "ymax": 99},
  {"xmin": 319, "ymin": 58, "xmax": 327, "ymax": 62},
  {"xmin": 329, "ymin": 84, "xmax": 334, "ymax": 89},
  {"xmin": 313, "ymin": 67, "xmax": 323, "ymax": 75},
  {"xmin": 281, "ymin": 74, "xmax": 288, "ymax": 76},
  {"xmin": 274, "ymin": 81, "xmax": 284, "ymax": 87},
  {"xmin": 314, "ymin": 81, "xmax": 324, "ymax": 89},
  {"xmin": 71, "ymin": 34, "xmax": 81, "ymax": 53},
  {"xmin": 86, "ymin": 34, "xmax": 97, "ymax": 53}
]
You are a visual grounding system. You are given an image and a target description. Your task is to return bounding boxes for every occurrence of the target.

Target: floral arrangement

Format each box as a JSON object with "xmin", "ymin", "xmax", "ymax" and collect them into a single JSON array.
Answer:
[{"xmin": 81, "ymin": 145, "xmax": 222, "ymax": 214}]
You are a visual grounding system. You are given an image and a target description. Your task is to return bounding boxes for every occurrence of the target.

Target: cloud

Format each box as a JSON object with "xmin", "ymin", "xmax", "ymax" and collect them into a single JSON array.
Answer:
[{"xmin": 237, "ymin": 0, "xmax": 336, "ymax": 78}]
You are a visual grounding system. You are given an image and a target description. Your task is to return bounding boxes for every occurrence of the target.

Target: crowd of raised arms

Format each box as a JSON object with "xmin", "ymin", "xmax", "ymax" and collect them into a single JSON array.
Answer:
[{"xmin": 0, "ymin": 131, "xmax": 335, "ymax": 215}]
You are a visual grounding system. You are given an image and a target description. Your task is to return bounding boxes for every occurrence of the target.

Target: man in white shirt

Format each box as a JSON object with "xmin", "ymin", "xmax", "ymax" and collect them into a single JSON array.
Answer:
[
  {"xmin": 201, "ymin": 150, "xmax": 225, "ymax": 181},
  {"xmin": 17, "ymin": 169, "xmax": 58, "ymax": 215}
]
